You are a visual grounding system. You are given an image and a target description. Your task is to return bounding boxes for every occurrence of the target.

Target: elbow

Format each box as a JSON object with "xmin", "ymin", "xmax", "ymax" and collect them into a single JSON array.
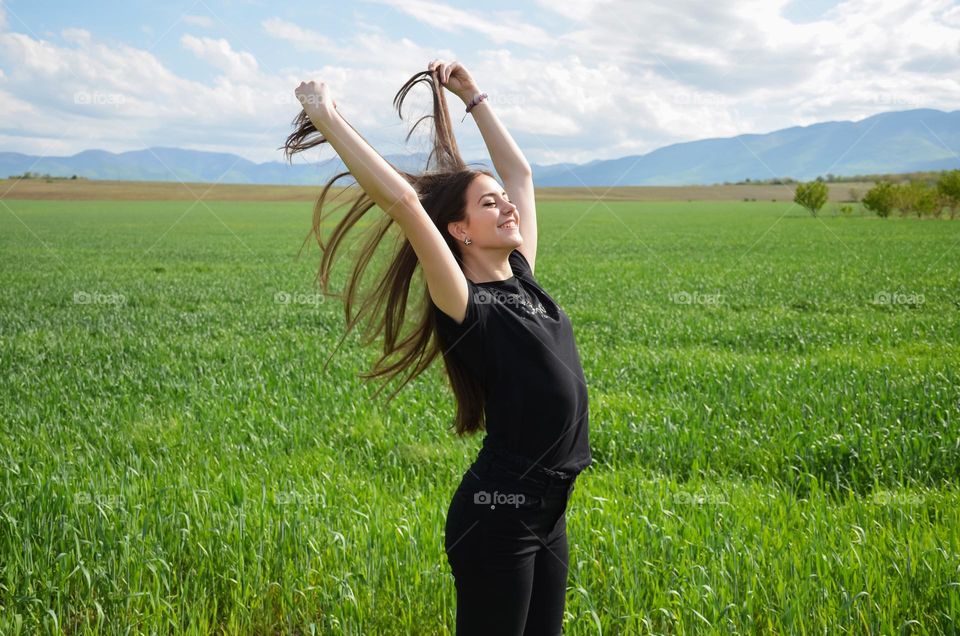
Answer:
[
  {"xmin": 399, "ymin": 187, "xmax": 421, "ymax": 209},
  {"xmin": 393, "ymin": 188, "xmax": 423, "ymax": 218}
]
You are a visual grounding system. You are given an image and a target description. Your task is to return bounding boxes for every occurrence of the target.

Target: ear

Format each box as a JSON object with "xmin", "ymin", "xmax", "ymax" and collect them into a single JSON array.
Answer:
[{"xmin": 447, "ymin": 219, "xmax": 467, "ymax": 242}]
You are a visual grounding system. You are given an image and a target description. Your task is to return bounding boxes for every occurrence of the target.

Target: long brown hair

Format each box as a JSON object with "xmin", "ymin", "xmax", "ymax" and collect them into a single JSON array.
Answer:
[{"xmin": 280, "ymin": 70, "xmax": 491, "ymax": 436}]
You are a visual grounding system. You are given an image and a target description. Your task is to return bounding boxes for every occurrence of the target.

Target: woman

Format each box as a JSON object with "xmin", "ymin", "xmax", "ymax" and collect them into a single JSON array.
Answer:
[{"xmin": 284, "ymin": 59, "xmax": 591, "ymax": 635}]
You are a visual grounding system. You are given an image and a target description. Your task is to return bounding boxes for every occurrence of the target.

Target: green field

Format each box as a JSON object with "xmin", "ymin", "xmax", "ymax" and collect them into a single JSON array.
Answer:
[{"xmin": 1, "ymin": 197, "xmax": 959, "ymax": 634}]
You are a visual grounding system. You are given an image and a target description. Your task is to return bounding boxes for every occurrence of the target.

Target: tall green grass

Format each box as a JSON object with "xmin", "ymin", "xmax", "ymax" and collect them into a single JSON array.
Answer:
[{"xmin": 1, "ymin": 198, "xmax": 958, "ymax": 634}]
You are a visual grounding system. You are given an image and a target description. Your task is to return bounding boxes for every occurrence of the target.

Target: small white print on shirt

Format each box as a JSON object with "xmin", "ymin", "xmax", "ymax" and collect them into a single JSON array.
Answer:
[{"xmin": 473, "ymin": 288, "xmax": 548, "ymax": 318}]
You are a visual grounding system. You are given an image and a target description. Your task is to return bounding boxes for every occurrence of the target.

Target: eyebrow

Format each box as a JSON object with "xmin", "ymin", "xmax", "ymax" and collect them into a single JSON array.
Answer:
[{"xmin": 477, "ymin": 191, "xmax": 508, "ymax": 203}]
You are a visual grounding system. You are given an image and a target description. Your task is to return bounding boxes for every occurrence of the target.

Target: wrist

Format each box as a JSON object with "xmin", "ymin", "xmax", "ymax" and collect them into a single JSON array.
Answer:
[
  {"xmin": 307, "ymin": 104, "xmax": 339, "ymax": 130},
  {"xmin": 458, "ymin": 84, "xmax": 482, "ymax": 104}
]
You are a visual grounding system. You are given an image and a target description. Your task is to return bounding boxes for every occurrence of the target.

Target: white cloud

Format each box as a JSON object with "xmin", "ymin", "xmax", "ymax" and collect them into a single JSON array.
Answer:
[
  {"xmin": 460, "ymin": 48, "xmax": 730, "ymax": 164},
  {"xmin": 261, "ymin": 17, "xmax": 331, "ymax": 52},
  {"xmin": 349, "ymin": 31, "xmax": 455, "ymax": 71},
  {"xmin": 501, "ymin": 0, "xmax": 960, "ymax": 161},
  {"xmin": 183, "ymin": 15, "xmax": 214, "ymax": 28},
  {"xmin": 369, "ymin": 0, "xmax": 553, "ymax": 47},
  {"xmin": 0, "ymin": 0, "xmax": 958, "ymax": 167},
  {"xmin": 0, "ymin": 23, "xmax": 451, "ymax": 164},
  {"xmin": 0, "ymin": 28, "xmax": 303, "ymax": 162},
  {"xmin": 261, "ymin": 17, "xmax": 451, "ymax": 71},
  {"xmin": 531, "ymin": 0, "xmax": 606, "ymax": 22},
  {"xmin": 180, "ymin": 34, "xmax": 259, "ymax": 80},
  {"xmin": 261, "ymin": 18, "xmax": 458, "ymax": 135},
  {"xmin": 1, "ymin": 32, "xmax": 71, "ymax": 74},
  {"xmin": 61, "ymin": 27, "xmax": 91, "ymax": 45},
  {"xmin": 944, "ymin": 4, "xmax": 960, "ymax": 26}
]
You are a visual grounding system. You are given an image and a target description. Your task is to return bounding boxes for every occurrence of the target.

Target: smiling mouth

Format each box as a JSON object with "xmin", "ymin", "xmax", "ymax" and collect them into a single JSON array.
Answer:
[{"xmin": 498, "ymin": 220, "xmax": 518, "ymax": 229}]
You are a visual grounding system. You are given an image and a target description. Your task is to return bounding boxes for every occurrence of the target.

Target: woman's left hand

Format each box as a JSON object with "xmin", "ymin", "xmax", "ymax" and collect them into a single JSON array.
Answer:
[{"xmin": 428, "ymin": 59, "xmax": 479, "ymax": 104}]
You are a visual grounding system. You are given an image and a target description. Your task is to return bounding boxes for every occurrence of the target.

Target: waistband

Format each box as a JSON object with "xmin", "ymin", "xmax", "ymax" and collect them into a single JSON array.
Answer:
[{"xmin": 475, "ymin": 446, "xmax": 576, "ymax": 483}]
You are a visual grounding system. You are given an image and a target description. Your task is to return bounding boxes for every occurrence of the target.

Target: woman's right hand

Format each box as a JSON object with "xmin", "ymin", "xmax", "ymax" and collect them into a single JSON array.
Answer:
[
  {"xmin": 295, "ymin": 80, "xmax": 337, "ymax": 123},
  {"xmin": 428, "ymin": 59, "xmax": 479, "ymax": 104}
]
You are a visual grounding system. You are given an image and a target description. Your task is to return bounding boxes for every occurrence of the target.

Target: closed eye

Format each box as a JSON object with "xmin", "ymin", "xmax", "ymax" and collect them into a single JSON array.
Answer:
[{"xmin": 482, "ymin": 192, "xmax": 510, "ymax": 206}]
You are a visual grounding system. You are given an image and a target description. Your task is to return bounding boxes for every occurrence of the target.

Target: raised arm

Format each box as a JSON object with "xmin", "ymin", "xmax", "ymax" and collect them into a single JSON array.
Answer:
[
  {"xmin": 430, "ymin": 61, "xmax": 530, "ymax": 178},
  {"xmin": 295, "ymin": 81, "xmax": 419, "ymax": 217},
  {"xmin": 429, "ymin": 60, "xmax": 539, "ymax": 273},
  {"xmin": 294, "ymin": 80, "xmax": 472, "ymax": 324}
]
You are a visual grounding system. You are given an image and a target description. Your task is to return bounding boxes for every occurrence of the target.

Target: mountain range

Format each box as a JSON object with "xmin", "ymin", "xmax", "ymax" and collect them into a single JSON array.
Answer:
[{"xmin": 2, "ymin": 108, "xmax": 957, "ymax": 187}]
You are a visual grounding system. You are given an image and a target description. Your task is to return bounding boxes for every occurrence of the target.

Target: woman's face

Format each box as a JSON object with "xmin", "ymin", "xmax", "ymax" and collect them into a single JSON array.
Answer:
[{"xmin": 462, "ymin": 174, "xmax": 521, "ymax": 247}]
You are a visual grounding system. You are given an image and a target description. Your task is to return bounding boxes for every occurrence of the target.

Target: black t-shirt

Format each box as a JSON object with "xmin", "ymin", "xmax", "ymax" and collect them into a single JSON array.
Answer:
[{"xmin": 432, "ymin": 248, "xmax": 592, "ymax": 475}]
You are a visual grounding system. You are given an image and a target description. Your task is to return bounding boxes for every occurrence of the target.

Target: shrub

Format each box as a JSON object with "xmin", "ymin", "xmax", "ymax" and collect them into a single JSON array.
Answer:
[
  {"xmin": 937, "ymin": 170, "xmax": 960, "ymax": 219},
  {"xmin": 794, "ymin": 180, "xmax": 829, "ymax": 217},
  {"xmin": 862, "ymin": 181, "xmax": 896, "ymax": 218}
]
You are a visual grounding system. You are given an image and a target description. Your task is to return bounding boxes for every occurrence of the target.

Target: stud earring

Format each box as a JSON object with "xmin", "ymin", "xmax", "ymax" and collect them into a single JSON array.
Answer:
[{"xmin": 463, "ymin": 237, "xmax": 472, "ymax": 245}]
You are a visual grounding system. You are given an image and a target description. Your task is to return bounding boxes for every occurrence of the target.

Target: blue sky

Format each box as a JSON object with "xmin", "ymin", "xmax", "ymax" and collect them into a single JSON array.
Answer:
[{"xmin": 0, "ymin": 0, "xmax": 957, "ymax": 166}]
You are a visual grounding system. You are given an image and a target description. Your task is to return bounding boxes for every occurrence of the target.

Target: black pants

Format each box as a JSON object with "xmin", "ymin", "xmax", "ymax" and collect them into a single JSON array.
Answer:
[{"xmin": 445, "ymin": 447, "xmax": 579, "ymax": 636}]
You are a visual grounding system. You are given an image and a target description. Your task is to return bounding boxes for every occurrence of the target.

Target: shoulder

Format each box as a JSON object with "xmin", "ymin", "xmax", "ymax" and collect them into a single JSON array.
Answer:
[{"xmin": 509, "ymin": 249, "xmax": 535, "ymax": 281}]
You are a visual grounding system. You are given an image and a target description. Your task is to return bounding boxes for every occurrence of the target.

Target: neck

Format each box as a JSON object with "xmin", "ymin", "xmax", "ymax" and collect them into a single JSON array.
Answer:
[{"xmin": 461, "ymin": 248, "xmax": 514, "ymax": 284}]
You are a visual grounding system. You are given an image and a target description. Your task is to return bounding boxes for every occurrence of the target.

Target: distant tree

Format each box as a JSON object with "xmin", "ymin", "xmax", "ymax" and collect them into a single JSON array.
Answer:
[
  {"xmin": 794, "ymin": 180, "xmax": 829, "ymax": 217},
  {"xmin": 909, "ymin": 181, "xmax": 940, "ymax": 218},
  {"xmin": 937, "ymin": 170, "xmax": 960, "ymax": 219},
  {"xmin": 892, "ymin": 181, "xmax": 938, "ymax": 218},
  {"xmin": 862, "ymin": 181, "xmax": 896, "ymax": 218},
  {"xmin": 891, "ymin": 183, "xmax": 911, "ymax": 217},
  {"xmin": 932, "ymin": 193, "xmax": 947, "ymax": 219}
]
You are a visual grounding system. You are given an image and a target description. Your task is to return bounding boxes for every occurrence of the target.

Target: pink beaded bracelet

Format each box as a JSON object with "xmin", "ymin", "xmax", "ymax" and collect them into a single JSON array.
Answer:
[{"xmin": 460, "ymin": 92, "xmax": 488, "ymax": 122}]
